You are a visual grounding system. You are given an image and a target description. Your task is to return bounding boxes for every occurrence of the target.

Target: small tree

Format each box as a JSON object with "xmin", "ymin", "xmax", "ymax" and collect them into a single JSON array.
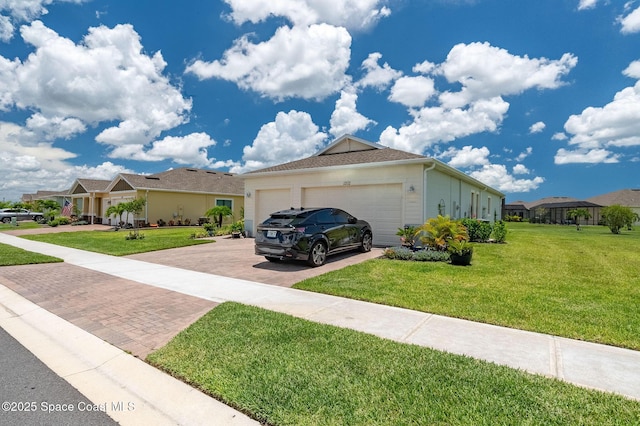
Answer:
[
  {"xmin": 205, "ymin": 205, "xmax": 233, "ymax": 227},
  {"xmin": 567, "ymin": 208, "xmax": 591, "ymax": 231},
  {"xmin": 125, "ymin": 198, "xmax": 147, "ymax": 236},
  {"xmin": 600, "ymin": 204, "xmax": 636, "ymax": 234},
  {"xmin": 106, "ymin": 203, "xmax": 126, "ymax": 228}
]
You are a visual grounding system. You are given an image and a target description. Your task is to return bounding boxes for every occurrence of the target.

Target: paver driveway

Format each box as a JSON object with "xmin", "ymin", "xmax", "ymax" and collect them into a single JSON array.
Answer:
[{"xmin": 126, "ymin": 234, "xmax": 384, "ymax": 287}]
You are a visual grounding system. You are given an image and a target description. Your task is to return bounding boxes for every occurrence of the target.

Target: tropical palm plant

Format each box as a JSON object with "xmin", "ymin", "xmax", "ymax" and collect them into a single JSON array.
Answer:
[{"xmin": 415, "ymin": 215, "xmax": 468, "ymax": 251}]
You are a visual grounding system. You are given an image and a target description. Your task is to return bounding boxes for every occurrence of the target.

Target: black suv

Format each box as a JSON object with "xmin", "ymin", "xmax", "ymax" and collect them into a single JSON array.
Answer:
[{"xmin": 255, "ymin": 207, "xmax": 373, "ymax": 267}]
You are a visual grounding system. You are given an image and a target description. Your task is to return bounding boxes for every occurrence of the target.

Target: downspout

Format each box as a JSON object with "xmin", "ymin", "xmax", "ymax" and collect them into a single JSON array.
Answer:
[
  {"xmin": 90, "ymin": 192, "xmax": 94, "ymax": 224},
  {"xmin": 145, "ymin": 190, "xmax": 149, "ymax": 224},
  {"xmin": 423, "ymin": 161, "xmax": 436, "ymax": 221}
]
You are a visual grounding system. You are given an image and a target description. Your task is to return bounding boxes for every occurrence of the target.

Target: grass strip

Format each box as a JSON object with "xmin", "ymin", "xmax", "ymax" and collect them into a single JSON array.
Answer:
[
  {"xmin": 22, "ymin": 227, "xmax": 213, "ymax": 256},
  {"xmin": 0, "ymin": 243, "xmax": 62, "ymax": 266},
  {"xmin": 295, "ymin": 223, "xmax": 640, "ymax": 350},
  {"xmin": 148, "ymin": 302, "xmax": 640, "ymax": 426}
]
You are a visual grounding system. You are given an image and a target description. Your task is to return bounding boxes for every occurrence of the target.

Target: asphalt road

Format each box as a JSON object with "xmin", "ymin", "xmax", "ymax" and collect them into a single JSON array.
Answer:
[{"xmin": 0, "ymin": 327, "xmax": 118, "ymax": 426}]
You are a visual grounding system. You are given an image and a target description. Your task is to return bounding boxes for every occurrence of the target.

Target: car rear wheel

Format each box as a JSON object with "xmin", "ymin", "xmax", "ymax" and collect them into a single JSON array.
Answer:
[
  {"xmin": 33, "ymin": 215, "xmax": 43, "ymax": 222},
  {"xmin": 359, "ymin": 232, "xmax": 372, "ymax": 252},
  {"xmin": 1, "ymin": 217, "xmax": 11, "ymax": 223},
  {"xmin": 307, "ymin": 241, "xmax": 327, "ymax": 267}
]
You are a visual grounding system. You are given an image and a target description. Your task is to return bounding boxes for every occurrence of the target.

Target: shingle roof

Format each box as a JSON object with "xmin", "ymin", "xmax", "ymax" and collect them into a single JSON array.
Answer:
[
  {"xmin": 245, "ymin": 146, "xmax": 426, "ymax": 174},
  {"xmin": 75, "ymin": 179, "xmax": 111, "ymax": 193},
  {"xmin": 118, "ymin": 168, "xmax": 244, "ymax": 195},
  {"xmin": 587, "ymin": 189, "xmax": 640, "ymax": 207}
]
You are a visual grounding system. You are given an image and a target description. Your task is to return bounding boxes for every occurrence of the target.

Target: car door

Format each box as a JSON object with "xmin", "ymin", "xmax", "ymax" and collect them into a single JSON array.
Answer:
[
  {"xmin": 333, "ymin": 209, "xmax": 359, "ymax": 246},
  {"xmin": 315, "ymin": 209, "xmax": 342, "ymax": 250}
]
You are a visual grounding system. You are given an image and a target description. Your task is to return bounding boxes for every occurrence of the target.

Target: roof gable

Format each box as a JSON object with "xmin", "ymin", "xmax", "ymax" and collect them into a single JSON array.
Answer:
[{"xmin": 316, "ymin": 135, "xmax": 382, "ymax": 156}]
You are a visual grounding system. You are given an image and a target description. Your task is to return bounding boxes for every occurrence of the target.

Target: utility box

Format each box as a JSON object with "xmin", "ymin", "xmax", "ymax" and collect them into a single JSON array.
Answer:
[{"xmin": 10, "ymin": 216, "xmax": 17, "ymax": 226}]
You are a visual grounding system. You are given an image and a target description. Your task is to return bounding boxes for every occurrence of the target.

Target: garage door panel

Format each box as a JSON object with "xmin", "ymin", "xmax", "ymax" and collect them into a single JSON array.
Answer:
[
  {"xmin": 256, "ymin": 189, "xmax": 291, "ymax": 225},
  {"xmin": 303, "ymin": 184, "xmax": 402, "ymax": 246}
]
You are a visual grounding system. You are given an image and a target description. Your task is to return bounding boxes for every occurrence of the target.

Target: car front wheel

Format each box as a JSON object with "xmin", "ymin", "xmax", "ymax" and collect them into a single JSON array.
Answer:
[
  {"xmin": 307, "ymin": 241, "xmax": 327, "ymax": 267},
  {"xmin": 359, "ymin": 232, "xmax": 372, "ymax": 252}
]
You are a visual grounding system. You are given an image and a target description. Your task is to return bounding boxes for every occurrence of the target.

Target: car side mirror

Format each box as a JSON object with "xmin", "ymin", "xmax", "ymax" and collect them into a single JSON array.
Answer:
[{"xmin": 348, "ymin": 217, "xmax": 357, "ymax": 224}]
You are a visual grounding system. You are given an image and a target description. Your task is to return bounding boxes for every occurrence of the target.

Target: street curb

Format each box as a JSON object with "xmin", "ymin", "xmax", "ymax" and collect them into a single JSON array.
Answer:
[{"xmin": 0, "ymin": 284, "xmax": 258, "ymax": 426}]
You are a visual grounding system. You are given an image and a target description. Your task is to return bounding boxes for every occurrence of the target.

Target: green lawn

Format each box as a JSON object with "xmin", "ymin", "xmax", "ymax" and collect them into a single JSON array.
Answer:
[
  {"xmin": 21, "ymin": 227, "xmax": 213, "ymax": 256},
  {"xmin": 295, "ymin": 223, "xmax": 640, "ymax": 350},
  {"xmin": 148, "ymin": 302, "xmax": 640, "ymax": 426},
  {"xmin": 0, "ymin": 243, "xmax": 62, "ymax": 266},
  {"xmin": 0, "ymin": 221, "xmax": 43, "ymax": 231}
]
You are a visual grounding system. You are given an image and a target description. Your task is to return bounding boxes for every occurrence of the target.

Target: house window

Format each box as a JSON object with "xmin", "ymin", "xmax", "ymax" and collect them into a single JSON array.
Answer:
[{"xmin": 216, "ymin": 199, "xmax": 233, "ymax": 209}]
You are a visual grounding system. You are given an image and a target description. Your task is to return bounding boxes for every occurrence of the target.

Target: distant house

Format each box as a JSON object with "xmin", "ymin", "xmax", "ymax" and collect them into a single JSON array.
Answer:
[
  {"xmin": 587, "ymin": 189, "xmax": 640, "ymax": 224},
  {"xmin": 104, "ymin": 168, "xmax": 244, "ymax": 226},
  {"xmin": 504, "ymin": 189, "xmax": 640, "ymax": 225},
  {"xmin": 67, "ymin": 179, "xmax": 112, "ymax": 223},
  {"xmin": 27, "ymin": 168, "xmax": 245, "ymax": 226},
  {"xmin": 242, "ymin": 135, "xmax": 505, "ymax": 246}
]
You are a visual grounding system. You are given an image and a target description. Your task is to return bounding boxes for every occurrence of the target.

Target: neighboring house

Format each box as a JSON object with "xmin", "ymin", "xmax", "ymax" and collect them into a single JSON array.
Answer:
[
  {"xmin": 68, "ymin": 179, "xmax": 112, "ymax": 223},
  {"xmin": 103, "ymin": 168, "xmax": 244, "ymax": 226},
  {"xmin": 504, "ymin": 189, "xmax": 640, "ymax": 225},
  {"xmin": 241, "ymin": 135, "xmax": 505, "ymax": 246},
  {"xmin": 587, "ymin": 189, "xmax": 640, "ymax": 224}
]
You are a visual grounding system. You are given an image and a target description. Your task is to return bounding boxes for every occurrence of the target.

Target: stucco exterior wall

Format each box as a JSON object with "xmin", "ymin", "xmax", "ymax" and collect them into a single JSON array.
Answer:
[{"xmin": 103, "ymin": 190, "xmax": 243, "ymax": 226}]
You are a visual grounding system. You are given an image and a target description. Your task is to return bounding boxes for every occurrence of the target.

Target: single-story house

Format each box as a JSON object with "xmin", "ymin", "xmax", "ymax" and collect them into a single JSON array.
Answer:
[
  {"xmin": 61, "ymin": 168, "xmax": 244, "ymax": 226},
  {"xmin": 241, "ymin": 135, "xmax": 505, "ymax": 246},
  {"xmin": 505, "ymin": 189, "xmax": 640, "ymax": 225},
  {"xmin": 587, "ymin": 189, "xmax": 640, "ymax": 224}
]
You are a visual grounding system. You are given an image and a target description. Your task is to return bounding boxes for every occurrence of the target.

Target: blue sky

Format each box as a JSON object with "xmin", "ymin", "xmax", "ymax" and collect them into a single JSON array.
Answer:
[{"xmin": 1, "ymin": 0, "xmax": 639, "ymax": 203}]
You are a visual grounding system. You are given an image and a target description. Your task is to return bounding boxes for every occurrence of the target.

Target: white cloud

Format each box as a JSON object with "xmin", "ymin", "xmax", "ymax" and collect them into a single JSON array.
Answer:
[
  {"xmin": 577, "ymin": 0, "xmax": 598, "ymax": 10},
  {"xmin": 623, "ymin": 60, "xmax": 640, "ymax": 79},
  {"xmin": 512, "ymin": 164, "xmax": 529, "ymax": 175},
  {"xmin": 563, "ymin": 80, "xmax": 640, "ymax": 152},
  {"xmin": 356, "ymin": 52, "xmax": 402, "ymax": 90},
  {"xmin": 186, "ymin": 24, "xmax": 351, "ymax": 101},
  {"xmin": 0, "ymin": 121, "xmax": 131, "ymax": 201},
  {"xmin": 413, "ymin": 60, "xmax": 436, "ymax": 75},
  {"xmin": 109, "ymin": 133, "xmax": 219, "ymax": 168},
  {"xmin": 529, "ymin": 121, "xmax": 546, "ymax": 134},
  {"xmin": 436, "ymin": 42, "xmax": 577, "ymax": 109},
  {"xmin": 388, "ymin": 76, "xmax": 436, "ymax": 108},
  {"xmin": 516, "ymin": 147, "xmax": 533, "ymax": 161},
  {"xmin": 620, "ymin": 6, "xmax": 640, "ymax": 34},
  {"xmin": 439, "ymin": 145, "xmax": 490, "ymax": 168},
  {"xmin": 0, "ymin": 0, "xmax": 86, "ymax": 42},
  {"xmin": 221, "ymin": 0, "xmax": 391, "ymax": 31},
  {"xmin": 5, "ymin": 21, "xmax": 191, "ymax": 147},
  {"xmin": 329, "ymin": 89, "xmax": 376, "ymax": 138},
  {"xmin": 379, "ymin": 96, "xmax": 510, "ymax": 153},
  {"xmin": 554, "ymin": 148, "xmax": 620, "ymax": 164},
  {"xmin": 231, "ymin": 110, "xmax": 327, "ymax": 173},
  {"xmin": 552, "ymin": 132, "xmax": 568, "ymax": 141},
  {"xmin": 379, "ymin": 42, "xmax": 576, "ymax": 154},
  {"xmin": 469, "ymin": 164, "xmax": 544, "ymax": 193}
]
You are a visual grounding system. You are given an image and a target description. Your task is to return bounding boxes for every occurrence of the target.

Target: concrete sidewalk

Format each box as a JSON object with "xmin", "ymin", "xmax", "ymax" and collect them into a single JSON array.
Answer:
[{"xmin": 1, "ymin": 232, "xmax": 639, "ymax": 423}]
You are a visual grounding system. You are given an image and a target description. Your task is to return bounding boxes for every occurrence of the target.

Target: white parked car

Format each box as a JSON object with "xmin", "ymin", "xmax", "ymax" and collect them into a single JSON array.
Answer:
[{"xmin": 0, "ymin": 208, "xmax": 44, "ymax": 223}]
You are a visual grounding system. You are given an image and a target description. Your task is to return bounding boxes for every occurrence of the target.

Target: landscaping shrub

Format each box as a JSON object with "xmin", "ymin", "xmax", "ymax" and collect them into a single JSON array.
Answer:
[
  {"xmin": 48, "ymin": 219, "xmax": 59, "ymax": 227},
  {"xmin": 384, "ymin": 246, "xmax": 414, "ymax": 260},
  {"xmin": 492, "ymin": 220, "xmax": 508, "ymax": 243},
  {"xmin": 384, "ymin": 247, "xmax": 450, "ymax": 262},
  {"xmin": 412, "ymin": 249, "xmax": 450, "ymax": 262},
  {"xmin": 462, "ymin": 218, "xmax": 492, "ymax": 242},
  {"xmin": 125, "ymin": 231, "xmax": 145, "ymax": 240}
]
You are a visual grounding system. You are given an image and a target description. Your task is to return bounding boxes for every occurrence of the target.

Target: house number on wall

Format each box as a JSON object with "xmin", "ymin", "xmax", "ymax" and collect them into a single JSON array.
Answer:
[{"xmin": 343, "ymin": 181, "xmax": 351, "ymax": 186}]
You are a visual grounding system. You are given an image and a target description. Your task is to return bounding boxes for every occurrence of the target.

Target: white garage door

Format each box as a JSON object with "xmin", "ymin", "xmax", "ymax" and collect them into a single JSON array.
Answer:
[
  {"xmin": 255, "ymin": 188, "xmax": 292, "ymax": 225},
  {"xmin": 303, "ymin": 184, "xmax": 402, "ymax": 246}
]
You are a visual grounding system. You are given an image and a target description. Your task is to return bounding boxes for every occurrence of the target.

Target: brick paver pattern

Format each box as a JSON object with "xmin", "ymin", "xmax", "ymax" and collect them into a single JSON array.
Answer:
[{"xmin": 0, "ymin": 263, "xmax": 217, "ymax": 358}]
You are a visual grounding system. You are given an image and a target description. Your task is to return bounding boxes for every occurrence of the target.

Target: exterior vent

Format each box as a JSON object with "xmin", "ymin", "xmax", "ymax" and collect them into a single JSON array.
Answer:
[{"xmin": 145, "ymin": 176, "xmax": 160, "ymax": 180}]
